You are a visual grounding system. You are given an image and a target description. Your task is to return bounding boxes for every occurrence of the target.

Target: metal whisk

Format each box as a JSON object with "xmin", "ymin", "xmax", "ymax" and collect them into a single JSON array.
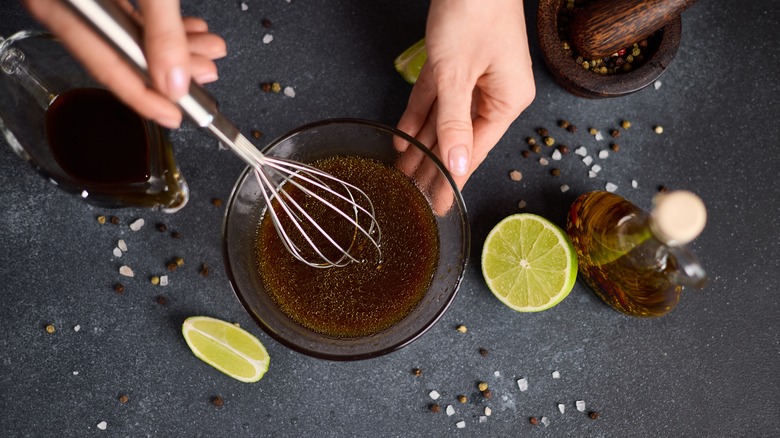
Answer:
[{"xmin": 65, "ymin": 0, "xmax": 382, "ymax": 268}]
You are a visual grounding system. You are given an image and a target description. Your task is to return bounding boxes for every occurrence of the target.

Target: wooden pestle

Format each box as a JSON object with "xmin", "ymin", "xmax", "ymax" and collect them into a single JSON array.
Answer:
[{"xmin": 569, "ymin": 0, "xmax": 697, "ymax": 59}]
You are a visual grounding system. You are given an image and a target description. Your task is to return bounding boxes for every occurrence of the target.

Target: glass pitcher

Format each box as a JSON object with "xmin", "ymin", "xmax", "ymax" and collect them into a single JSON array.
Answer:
[{"xmin": 0, "ymin": 30, "xmax": 188, "ymax": 212}]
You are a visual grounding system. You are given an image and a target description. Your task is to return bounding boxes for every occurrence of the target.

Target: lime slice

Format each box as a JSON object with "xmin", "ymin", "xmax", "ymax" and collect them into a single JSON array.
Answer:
[
  {"xmin": 394, "ymin": 38, "xmax": 427, "ymax": 84},
  {"xmin": 481, "ymin": 213, "xmax": 578, "ymax": 312},
  {"xmin": 182, "ymin": 316, "xmax": 269, "ymax": 383}
]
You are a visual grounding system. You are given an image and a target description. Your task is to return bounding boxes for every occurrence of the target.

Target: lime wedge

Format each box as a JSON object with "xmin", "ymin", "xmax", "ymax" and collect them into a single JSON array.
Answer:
[
  {"xmin": 394, "ymin": 38, "xmax": 427, "ymax": 84},
  {"xmin": 481, "ymin": 214, "xmax": 578, "ymax": 312},
  {"xmin": 182, "ymin": 316, "xmax": 269, "ymax": 383}
]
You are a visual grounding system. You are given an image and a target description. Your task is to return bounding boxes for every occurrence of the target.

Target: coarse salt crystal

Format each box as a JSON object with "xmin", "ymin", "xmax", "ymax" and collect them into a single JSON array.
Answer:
[
  {"xmin": 494, "ymin": 371, "xmax": 501, "ymax": 377},
  {"xmin": 74, "ymin": 325, "xmax": 80, "ymax": 332},
  {"xmin": 551, "ymin": 149, "xmax": 562, "ymax": 161},
  {"xmin": 552, "ymin": 370, "xmax": 561, "ymax": 379},
  {"xmin": 605, "ymin": 182, "xmax": 618, "ymax": 192},
  {"xmin": 81, "ymin": 190, "xmax": 89, "ymax": 198},
  {"xmin": 240, "ymin": 2, "xmax": 248, "ymax": 10},
  {"xmin": 119, "ymin": 266, "xmax": 134, "ymax": 277},
  {"xmin": 654, "ymin": 80, "xmax": 662, "ymax": 90},
  {"xmin": 97, "ymin": 421, "xmax": 107, "ymax": 430},
  {"xmin": 541, "ymin": 417, "xmax": 550, "ymax": 427},
  {"xmin": 582, "ymin": 155, "xmax": 593, "ymax": 166},
  {"xmin": 539, "ymin": 158, "xmax": 549, "ymax": 166},
  {"xmin": 574, "ymin": 146, "xmax": 587, "ymax": 157},
  {"xmin": 558, "ymin": 403, "xmax": 565, "ymax": 413},
  {"xmin": 517, "ymin": 378, "xmax": 528, "ymax": 391},
  {"xmin": 518, "ymin": 200, "xmax": 527, "ymax": 209},
  {"xmin": 591, "ymin": 164, "xmax": 602, "ymax": 174},
  {"xmin": 589, "ymin": 171, "xmax": 597, "ymax": 178},
  {"xmin": 485, "ymin": 407, "xmax": 492, "ymax": 416},
  {"xmin": 160, "ymin": 275, "xmax": 169, "ymax": 287},
  {"xmin": 73, "ymin": 371, "xmax": 79, "ymax": 375},
  {"xmin": 560, "ymin": 184, "xmax": 570, "ymax": 193},
  {"xmin": 129, "ymin": 218, "xmax": 144, "ymax": 231},
  {"xmin": 594, "ymin": 131, "xmax": 604, "ymax": 141},
  {"xmin": 598, "ymin": 150, "xmax": 609, "ymax": 159},
  {"xmin": 632, "ymin": 179, "xmax": 639, "ymax": 188},
  {"xmin": 263, "ymin": 34, "xmax": 274, "ymax": 44},
  {"xmin": 479, "ymin": 416, "xmax": 487, "ymax": 423},
  {"xmin": 429, "ymin": 390, "xmax": 440, "ymax": 400},
  {"xmin": 283, "ymin": 86, "xmax": 296, "ymax": 98},
  {"xmin": 509, "ymin": 170, "xmax": 523, "ymax": 181},
  {"xmin": 456, "ymin": 421, "xmax": 466, "ymax": 429},
  {"xmin": 113, "ymin": 247, "xmax": 122, "ymax": 258},
  {"xmin": 576, "ymin": 400, "xmax": 586, "ymax": 412},
  {"xmin": 118, "ymin": 240, "xmax": 127, "ymax": 252},
  {"xmin": 446, "ymin": 405, "xmax": 455, "ymax": 416}
]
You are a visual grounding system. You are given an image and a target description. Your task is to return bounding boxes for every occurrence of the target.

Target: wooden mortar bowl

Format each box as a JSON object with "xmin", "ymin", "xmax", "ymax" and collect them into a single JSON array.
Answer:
[{"xmin": 537, "ymin": 0, "xmax": 681, "ymax": 98}]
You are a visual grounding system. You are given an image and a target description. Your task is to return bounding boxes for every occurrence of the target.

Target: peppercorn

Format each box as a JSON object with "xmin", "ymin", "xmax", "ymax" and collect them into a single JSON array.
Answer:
[
  {"xmin": 167, "ymin": 262, "xmax": 178, "ymax": 272},
  {"xmin": 558, "ymin": 145, "xmax": 570, "ymax": 155},
  {"xmin": 156, "ymin": 223, "xmax": 168, "ymax": 232},
  {"xmin": 271, "ymin": 82, "xmax": 281, "ymax": 93},
  {"xmin": 150, "ymin": 276, "xmax": 160, "ymax": 286},
  {"xmin": 610, "ymin": 143, "xmax": 620, "ymax": 152},
  {"xmin": 588, "ymin": 127, "xmax": 598, "ymax": 136},
  {"xmin": 156, "ymin": 295, "xmax": 168, "ymax": 305},
  {"xmin": 610, "ymin": 129, "xmax": 620, "ymax": 138},
  {"xmin": 113, "ymin": 283, "xmax": 125, "ymax": 294},
  {"xmin": 211, "ymin": 198, "xmax": 223, "ymax": 207},
  {"xmin": 589, "ymin": 411, "xmax": 600, "ymax": 419},
  {"xmin": 45, "ymin": 324, "xmax": 56, "ymax": 334},
  {"xmin": 251, "ymin": 130, "xmax": 263, "ymax": 139},
  {"xmin": 118, "ymin": 394, "xmax": 129, "ymax": 404},
  {"xmin": 199, "ymin": 263, "xmax": 210, "ymax": 277},
  {"xmin": 261, "ymin": 18, "xmax": 273, "ymax": 28},
  {"xmin": 478, "ymin": 382, "xmax": 488, "ymax": 392},
  {"xmin": 412, "ymin": 368, "xmax": 422, "ymax": 377},
  {"xmin": 429, "ymin": 404, "xmax": 441, "ymax": 413},
  {"xmin": 566, "ymin": 124, "xmax": 577, "ymax": 133},
  {"xmin": 521, "ymin": 150, "xmax": 531, "ymax": 158},
  {"xmin": 481, "ymin": 389, "xmax": 492, "ymax": 399},
  {"xmin": 110, "ymin": 216, "xmax": 120, "ymax": 225},
  {"xmin": 97, "ymin": 215, "xmax": 107, "ymax": 224},
  {"xmin": 529, "ymin": 417, "xmax": 539, "ymax": 425},
  {"xmin": 478, "ymin": 348, "xmax": 489, "ymax": 357},
  {"xmin": 658, "ymin": 185, "xmax": 669, "ymax": 193},
  {"xmin": 526, "ymin": 137, "xmax": 537, "ymax": 146},
  {"xmin": 621, "ymin": 120, "xmax": 632, "ymax": 129},
  {"xmin": 536, "ymin": 128, "xmax": 549, "ymax": 137},
  {"xmin": 457, "ymin": 395, "xmax": 467, "ymax": 404},
  {"xmin": 260, "ymin": 82, "xmax": 272, "ymax": 92},
  {"xmin": 550, "ymin": 168, "xmax": 561, "ymax": 177},
  {"xmin": 175, "ymin": 257, "xmax": 185, "ymax": 267},
  {"xmin": 456, "ymin": 325, "xmax": 467, "ymax": 333},
  {"xmin": 531, "ymin": 144, "xmax": 542, "ymax": 154},
  {"xmin": 171, "ymin": 231, "xmax": 182, "ymax": 239},
  {"xmin": 558, "ymin": 119, "xmax": 571, "ymax": 129},
  {"xmin": 211, "ymin": 396, "xmax": 224, "ymax": 407},
  {"xmin": 543, "ymin": 136, "xmax": 555, "ymax": 147}
]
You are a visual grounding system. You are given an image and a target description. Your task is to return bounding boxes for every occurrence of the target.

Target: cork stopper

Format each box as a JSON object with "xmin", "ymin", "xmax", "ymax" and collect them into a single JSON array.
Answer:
[{"xmin": 649, "ymin": 191, "xmax": 706, "ymax": 246}]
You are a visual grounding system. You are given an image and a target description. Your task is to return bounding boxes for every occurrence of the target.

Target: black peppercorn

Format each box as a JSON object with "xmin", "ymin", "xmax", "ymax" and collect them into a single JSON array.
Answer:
[{"xmin": 589, "ymin": 411, "xmax": 600, "ymax": 419}]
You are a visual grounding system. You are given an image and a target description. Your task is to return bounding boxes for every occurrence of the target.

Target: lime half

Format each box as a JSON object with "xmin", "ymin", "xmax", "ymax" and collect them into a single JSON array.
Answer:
[
  {"xmin": 394, "ymin": 38, "xmax": 427, "ymax": 84},
  {"xmin": 481, "ymin": 214, "xmax": 578, "ymax": 312},
  {"xmin": 182, "ymin": 316, "xmax": 270, "ymax": 383}
]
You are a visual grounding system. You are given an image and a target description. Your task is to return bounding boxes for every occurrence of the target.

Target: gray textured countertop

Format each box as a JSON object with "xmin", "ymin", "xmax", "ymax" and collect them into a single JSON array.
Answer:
[{"xmin": 1, "ymin": 1, "xmax": 778, "ymax": 436}]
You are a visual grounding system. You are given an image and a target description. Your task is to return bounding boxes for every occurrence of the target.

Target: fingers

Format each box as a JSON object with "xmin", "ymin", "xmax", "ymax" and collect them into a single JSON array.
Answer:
[
  {"xmin": 433, "ymin": 69, "xmax": 475, "ymax": 178},
  {"xmin": 138, "ymin": 0, "xmax": 190, "ymax": 101},
  {"xmin": 187, "ymin": 32, "xmax": 227, "ymax": 60},
  {"xmin": 396, "ymin": 63, "xmax": 437, "ymax": 152}
]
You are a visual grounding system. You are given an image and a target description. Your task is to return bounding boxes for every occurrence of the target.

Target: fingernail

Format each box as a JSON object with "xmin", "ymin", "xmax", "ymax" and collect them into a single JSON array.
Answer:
[
  {"xmin": 195, "ymin": 71, "xmax": 219, "ymax": 84},
  {"xmin": 166, "ymin": 66, "xmax": 188, "ymax": 99},
  {"xmin": 448, "ymin": 145, "xmax": 469, "ymax": 176},
  {"xmin": 157, "ymin": 116, "xmax": 181, "ymax": 129}
]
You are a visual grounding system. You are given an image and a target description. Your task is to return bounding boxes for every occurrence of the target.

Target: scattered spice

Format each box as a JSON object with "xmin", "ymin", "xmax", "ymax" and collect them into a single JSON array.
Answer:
[
  {"xmin": 478, "ymin": 382, "xmax": 488, "ymax": 392},
  {"xmin": 97, "ymin": 421, "xmax": 107, "ymax": 431},
  {"xmin": 177, "ymin": 258, "xmax": 188, "ymax": 267},
  {"xmin": 412, "ymin": 368, "xmax": 422, "ymax": 377},
  {"xmin": 654, "ymin": 125, "xmax": 664, "ymax": 134},
  {"xmin": 167, "ymin": 262, "xmax": 178, "ymax": 272},
  {"xmin": 261, "ymin": 18, "xmax": 273, "ymax": 28},
  {"xmin": 517, "ymin": 378, "xmax": 529, "ymax": 391},
  {"xmin": 610, "ymin": 143, "xmax": 620, "ymax": 152},
  {"xmin": 199, "ymin": 263, "xmax": 210, "ymax": 277},
  {"xmin": 610, "ymin": 129, "xmax": 620, "ymax": 138},
  {"xmin": 558, "ymin": 144, "xmax": 570, "ymax": 155},
  {"xmin": 598, "ymin": 150, "xmax": 609, "ymax": 159},
  {"xmin": 588, "ymin": 127, "xmax": 598, "ymax": 136},
  {"xmin": 456, "ymin": 324, "xmax": 467, "ymax": 333},
  {"xmin": 539, "ymin": 157, "xmax": 549, "ymax": 166},
  {"xmin": 97, "ymin": 215, "xmax": 107, "ymax": 224},
  {"xmin": 589, "ymin": 411, "xmax": 600, "ymax": 420},
  {"xmin": 45, "ymin": 324, "xmax": 56, "ymax": 334},
  {"xmin": 429, "ymin": 404, "xmax": 441, "ymax": 413},
  {"xmin": 543, "ymin": 136, "xmax": 555, "ymax": 147},
  {"xmin": 621, "ymin": 120, "xmax": 632, "ymax": 129},
  {"xmin": 558, "ymin": 403, "xmax": 566, "ymax": 414},
  {"xmin": 530, "ymin": 144, "xmax": 542, "ymax": 154},
  {"xmin": 509, "ymin": 170, "xmax": 523, "ymax": 182},
  {"xmin": 113, "ymin": 283, "xmax": 125, "ymax": 293},
  {"xmin": 119, "ymin": 266, "xmax": 134, "ymax": 277},
  {"xmin": 160, "ymin": 275, "xmax": 169, "ymax": 286},
  {"xmin": 283, "ymin": 87, "xmax": 296, "ymax": 98},
  {"xmin": 262, "ymin": 34, "xmax": 274, "ymax": 44},
  {"xmin": 429, "ymin": 390, "xmax": 441, "ymax": 400},
  {"xmin": 550, "ymin": 168, "xmax": 561, "ymax": 177},
  {"xmin": 445, "ymin": 405, "xmax": 455, "ymax": 416},
  {"xmin": 211, "ymin": 198, "xmax": 223, "ymax": 207},
  {"xmin": 526, "ymin": 137, "xmax": 537, "ymax": 146},
  {"xmin": 271, "ymin": 82, "xmax": 282, "ymax": 93},
  {"xmin": 481, "ymin": 389, "xmax": 492, "ymax": 399},
  {"xmin": 529, "ymin": 417, "xmax": 539, "ymax": 425},
  {"xmin": 118, "ymin": 394, "xmax": 129, "ymax": 404},
  {"xmin": 658, "ymin": 185, "xmax": 669, "ymax": 193},
  {"xmin": 156, "ymin": 223, "xmax": 168, "ymax": 232},
  {"xmin": 456, "ymin": 421, "xmax": 466, "ymax": 429},
  {"xmin": 536, "ymin": 128, "xmax": 549, "ymax": 137},
  {"xmin": 155, "ymin": 295, "xmax": 168, "ymax": 305},
  {"xmin": 110, "ymin": 216, "xmax": 120, "ymax": 225},
  {"xmin": 478, "ymin": 348, "xmax": 489, "ymax": 357},
  {"xmin": 261, "ymin": 82, "xmax": 272, "ymax": 92},
  {"xmin": 517, "ymin": 199, "xmax": 527, "ymax": 209},
  {"xmin": 150, "ymin": 276, "xmax": 160, "ymax": 286},
  {"xmin": 558, "ymin": 119, "xmax": 571, "ymax": 129},
  {"xmin": 251, "ymin": 130, "xmax": 263, "ymax": 139},
  {"xmin": 521, "ymin": 150, "xmax": 531, "ymax": 158},
  {"xmin": 129, "ymin": 218, "xmax": 145, "ymax": 231},
  {"xmin": 211, "ymin": 396, "xmax": 224, "ymax": 407},
  {"xmin": 576, "ymin": 400, "xmax": 586, "ymax": 412},
  {"xmin": 566, "ymin": 124, "xmax": 578, "ymax": 133},
  {"xmin": 560, "ymin": 184, "xmax": 570, "ymax": 193},
  {"xmin": 457, "ymin": 395, "xmax": 467, "ymax": 404},
  {"xmin": 171, "ymin": 231, "xmax": 182, "ymax": 239}
]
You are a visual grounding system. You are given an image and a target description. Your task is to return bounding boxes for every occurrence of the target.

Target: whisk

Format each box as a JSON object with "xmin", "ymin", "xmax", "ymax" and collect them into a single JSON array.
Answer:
[{"xmin": 64, "ymin": 0, "xmax": 381, "ymax": 268}]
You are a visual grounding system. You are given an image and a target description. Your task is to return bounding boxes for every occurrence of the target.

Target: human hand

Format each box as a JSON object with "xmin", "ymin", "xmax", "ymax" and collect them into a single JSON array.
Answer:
[
  {"xmin": 22, "ymin": 0, "xmax": 227, "ymax": 129},
  {"xmin": 397, "ymin": 0, "xmax": 535, "ymax": 190}
]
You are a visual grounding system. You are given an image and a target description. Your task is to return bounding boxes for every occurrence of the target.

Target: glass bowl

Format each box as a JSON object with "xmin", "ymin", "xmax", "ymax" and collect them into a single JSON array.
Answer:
[{"xmin": 222, "ymin": 119, "xmax": 469, "ymax": 360}]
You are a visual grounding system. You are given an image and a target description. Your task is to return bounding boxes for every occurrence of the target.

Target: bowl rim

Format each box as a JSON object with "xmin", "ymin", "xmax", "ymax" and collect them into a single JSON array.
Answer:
[{"xmin": 221, "ymin": 118, "xmax": 470, "ymax": 360}]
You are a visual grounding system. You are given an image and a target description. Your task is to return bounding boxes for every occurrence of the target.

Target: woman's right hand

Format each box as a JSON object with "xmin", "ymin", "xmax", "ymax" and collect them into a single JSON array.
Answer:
[{"xmin": 22, "ymin": 0, "xmax": 227, "ymax": 129}]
